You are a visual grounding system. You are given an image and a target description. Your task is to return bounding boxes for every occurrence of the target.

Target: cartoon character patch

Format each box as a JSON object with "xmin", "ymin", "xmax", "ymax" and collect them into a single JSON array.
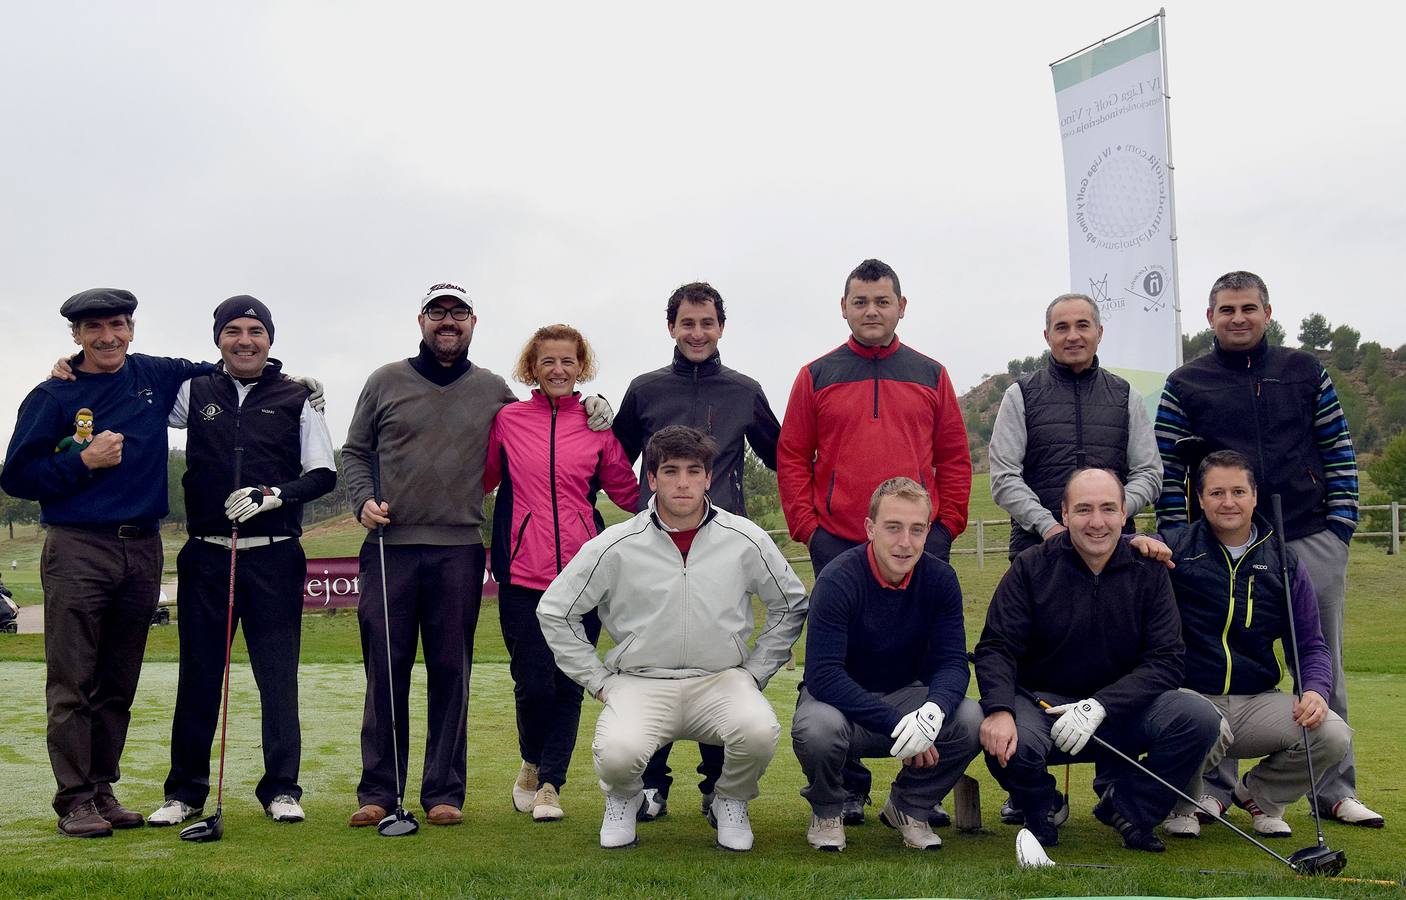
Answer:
[{"xmin": 55, "ymin": 408, "xmax": 95, "ymax": 454}]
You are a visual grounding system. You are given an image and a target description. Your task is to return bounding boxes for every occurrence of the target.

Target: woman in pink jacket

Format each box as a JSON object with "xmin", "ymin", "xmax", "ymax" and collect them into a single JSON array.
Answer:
[{"xmin": 485, "ymin": 324, "xmax": 638, "ymax": 823}]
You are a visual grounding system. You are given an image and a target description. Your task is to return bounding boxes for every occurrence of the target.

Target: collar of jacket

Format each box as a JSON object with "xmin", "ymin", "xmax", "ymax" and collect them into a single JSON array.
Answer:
[
  {"xmin": 647, "ymin": 493, "xmax": 718, "ymax": 532},
  {"xmin": 1211, "ymin": 336, "xmax": 1270, "ymax": 370},
  {"xmin": 1184, "ymin": 509, "xmax": 1276, "ymax": 558},
  {"xmin": 670, "ymin": 347, "xmax": 723, "ymax": 378},
  {"xmin": 217, "ymin": 357, "xmax": 285, "ymax": 384},
  {"xmin": 1046, "ymin": 354, "xmax": 1101, "ymax": 383},
  {"xmin": 1055, "ymin": 528, "xmax": 1137, "ymax": 575},
  {"xmin": 846, "ymin": 334, "xmax": 902, "ymax": 360},
  {"xmin": 529, "ymin": 388, "xmax": 581, "ymax": 410}
]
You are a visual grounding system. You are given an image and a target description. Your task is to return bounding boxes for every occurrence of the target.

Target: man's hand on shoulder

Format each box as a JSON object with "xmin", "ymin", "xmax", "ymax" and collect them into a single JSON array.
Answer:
[
  {"xmin": 1128, "ymin": 533, "xmax": 1174, "ymax": 568},
  {"xmin": 1042, "ymin": 524, "xmax": 1067, "ymax": 540},
  {"xmin": 582, "ymin": 394, "xmax": 613, "ymax": 431},
  {"xmin": 288, "ymin": 374, "xmax": 326, "ymax": 413},
  {"xmin": 50, "ymin": 355, "xmax": 79, "ymax": 382}
]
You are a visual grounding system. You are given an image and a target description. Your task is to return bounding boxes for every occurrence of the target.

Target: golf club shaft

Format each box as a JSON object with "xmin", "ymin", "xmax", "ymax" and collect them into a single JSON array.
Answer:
[
  {"xmin": 1020, "ymin": 688, "xmax": 1295, "ymax": 870},
  {"xmin": 1270, "ymin": 493, "xmax": 1329, "ymax": 849},
  {"xmin": 376, "ymin": 527, "xmax": 402, "ymax": 806},
  {"xmin": 213, "ymin": 448, "xmax": 244, "ymax": 812}
]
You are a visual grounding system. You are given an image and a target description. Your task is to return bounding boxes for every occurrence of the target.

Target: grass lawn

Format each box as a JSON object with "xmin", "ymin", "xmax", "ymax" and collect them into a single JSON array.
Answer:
[{"xmin": 1, "ymin": 484, "xmax": 1404, "ymax": 897}]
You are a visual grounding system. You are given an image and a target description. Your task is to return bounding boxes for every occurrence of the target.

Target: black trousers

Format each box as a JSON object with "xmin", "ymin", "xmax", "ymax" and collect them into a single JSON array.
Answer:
[
  {"xmin": 164, "ymin": 537, "xmax": 306, "ymax": 808},
  {"xmin": 498, "ymin": 583, "xmax": 599, "ymax": 789},
  {"xmin": 41, "ymin": 526, "xmax": 162, "ymax": 816},
  {"xmin": 985, "ymin": 689, "xmax": 1223, "ymax": 831},
  {"xmin": 357, "ymin": 540, "xmax": 485, "ymax": 812}
]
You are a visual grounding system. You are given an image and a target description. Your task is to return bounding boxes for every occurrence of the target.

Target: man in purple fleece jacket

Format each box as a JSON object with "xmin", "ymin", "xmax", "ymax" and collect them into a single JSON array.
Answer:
[
  {"xmin": 1159, "ymin": 450, "xmax": 1351, "ymax": 840},
  {"xmin": 790, "ymin": 477, "xmax": 982, "ymax": 852}
]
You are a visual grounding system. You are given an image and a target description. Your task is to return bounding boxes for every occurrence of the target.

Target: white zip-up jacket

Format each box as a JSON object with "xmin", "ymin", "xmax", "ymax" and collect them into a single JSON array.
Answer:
[{"xmin": 537, "ymin": 497, "xmax": 808, "ymax": 698}]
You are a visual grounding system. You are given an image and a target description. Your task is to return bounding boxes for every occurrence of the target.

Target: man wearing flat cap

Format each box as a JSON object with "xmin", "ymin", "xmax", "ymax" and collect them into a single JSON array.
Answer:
[
  {"xmin": 146, "ymin": 296, "xmax": 336, "ymax": 829},
  {"xmin": 1, "ymin": 289, "xmax": 213, "ymax": 837}
]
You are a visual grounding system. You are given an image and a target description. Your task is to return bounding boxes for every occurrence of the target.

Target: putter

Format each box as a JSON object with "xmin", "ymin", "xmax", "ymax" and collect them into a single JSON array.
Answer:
[
  {"xmin": 181, "ymin": 448, "xmax": 244, "ymax": 843},
  {"xmin": 372, "ymin": 477, "xmax": 418, "ymax": 837},
  {"xmin": 1270, "ymin": 493, "xmax": 1347, "ymax": 877},
  {"xmin": 1173, "ymin": 436, "xmax": 1210, "ymax": 521}
]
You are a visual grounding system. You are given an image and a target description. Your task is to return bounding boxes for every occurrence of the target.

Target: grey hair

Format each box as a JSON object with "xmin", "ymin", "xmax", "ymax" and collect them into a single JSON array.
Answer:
[
  {"xmin": 1045, "ymin": 293, "xmax": 1100, "ymax": 329},
  {"xmin": 1208, "ymin": 271, "xmax": 1268, "ymax": 309}
]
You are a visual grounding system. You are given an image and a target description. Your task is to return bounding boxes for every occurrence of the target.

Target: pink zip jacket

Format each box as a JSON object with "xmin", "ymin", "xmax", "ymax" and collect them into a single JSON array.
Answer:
[{"xmin": 485, "ymin": 391, "xmax": 639, "ymax": 590}]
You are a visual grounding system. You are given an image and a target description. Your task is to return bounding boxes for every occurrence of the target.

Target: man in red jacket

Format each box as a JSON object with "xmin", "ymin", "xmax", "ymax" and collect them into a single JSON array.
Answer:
[{"xmin": 778, "ymin": 258, "xmax": 972, "ymax": 824}]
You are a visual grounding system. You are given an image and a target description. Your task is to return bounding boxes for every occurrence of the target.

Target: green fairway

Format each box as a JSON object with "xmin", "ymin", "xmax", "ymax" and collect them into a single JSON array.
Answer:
[{"xmin": 1, "ymin": 498, "xmax": 1404, "ymax": 897}]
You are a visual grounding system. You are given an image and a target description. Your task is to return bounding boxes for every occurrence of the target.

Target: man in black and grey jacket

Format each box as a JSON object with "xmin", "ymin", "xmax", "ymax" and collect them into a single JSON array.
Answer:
[
  {"xmin": 149, "ymin": 296, "xmax": 335, "ymax": 828},
  {"xmin": 612, "ymin": 281, "xmax": 782, "ymax": 821}
]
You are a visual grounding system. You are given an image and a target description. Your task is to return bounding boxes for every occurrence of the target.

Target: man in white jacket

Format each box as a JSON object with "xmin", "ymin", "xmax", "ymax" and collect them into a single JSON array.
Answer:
[{"xmin": 538, "ymin": 425, "xmax": 809, "ymax": 852}]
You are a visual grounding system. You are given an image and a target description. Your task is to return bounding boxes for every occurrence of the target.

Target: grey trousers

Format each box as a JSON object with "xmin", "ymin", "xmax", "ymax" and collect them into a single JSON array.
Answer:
[
  {"xmin": 1202, "ymin": 529, "xmax": 1356, "ymax": 811},
  {"xmin": 791, "ymin": 684, "xmax": 982, "ymax": 820},
  {"xmin": 1176, "ymin": 690, "xmax": 1352, "ymax": 818}
]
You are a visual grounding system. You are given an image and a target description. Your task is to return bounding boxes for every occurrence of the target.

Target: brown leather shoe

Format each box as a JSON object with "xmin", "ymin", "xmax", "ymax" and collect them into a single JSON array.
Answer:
[
  {"xmin": 58, "ymin": 800, "xmax": 113, "ymax": 838},
  {"xmin": 94, "ymin": 794, "xmax": 145, "ymax": 829},
  {"xmin": 348, "ymin": 804, "xmax": 388, "ymax": 827},
  {"xmin": 427, "ymin": 804, "xmax": 463, "ymax": 826}
]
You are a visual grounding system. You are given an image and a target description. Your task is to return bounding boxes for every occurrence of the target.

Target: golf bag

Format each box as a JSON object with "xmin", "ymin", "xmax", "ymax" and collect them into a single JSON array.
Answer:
[{"xmin": 0, "ymin": 583, "xmax": 18, "ymax": 633}]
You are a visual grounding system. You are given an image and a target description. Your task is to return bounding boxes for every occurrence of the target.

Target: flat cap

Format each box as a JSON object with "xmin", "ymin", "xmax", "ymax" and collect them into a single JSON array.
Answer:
[{"xmin": 60, "ymin": 288, "xmax": 138, "ymax": 321}]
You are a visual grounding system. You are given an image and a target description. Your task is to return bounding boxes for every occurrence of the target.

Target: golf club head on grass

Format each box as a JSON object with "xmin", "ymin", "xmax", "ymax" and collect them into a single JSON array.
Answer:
[
  {"xmin": 1289, "ymin": 845, "xmax": 1347, "ymax": 877},
  {"xmin": 377, "ymin": 808, "xmax": 419, "ymax": 837},
  {"xmin": 178, "ymin": 811, "xmax": 224, "ymax": 843},
  {"xmin": 1016, "ymin": 828, "xmax": 1055, "ymax": 869}
]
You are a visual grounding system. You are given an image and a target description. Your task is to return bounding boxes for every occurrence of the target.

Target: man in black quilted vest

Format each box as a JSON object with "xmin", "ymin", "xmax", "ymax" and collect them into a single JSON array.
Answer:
[
  {"xmin": 148, "ymin": 296, "xmax": 336, "ymax": 829},
  {"xmin": 989, "ymin": 292, "xmax": 1162, "ymax": 561}
]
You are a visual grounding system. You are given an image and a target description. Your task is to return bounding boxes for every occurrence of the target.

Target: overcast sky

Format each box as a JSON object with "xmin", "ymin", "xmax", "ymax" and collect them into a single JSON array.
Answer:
[{"xmin": 3, "ymin": 2, "xmax": 1402, "ymax": 454}]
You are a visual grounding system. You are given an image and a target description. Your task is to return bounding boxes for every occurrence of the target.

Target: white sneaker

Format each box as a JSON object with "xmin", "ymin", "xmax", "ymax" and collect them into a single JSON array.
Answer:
[
  {"xmin": 1192, "ymin": 793, "xmax": 1226, "ymax": 824},
  {"xmin": 513, "ymin": 761, "xmax": 539, "ymax": 814},
  {"xmin": 147, "ymin": 799, "xmax": 200, "ymax": 826},
  {"xmin": 878, "ymin": 797, "xmax": 942, "ymax": 850},
  {"xmin": 1331, "ymin": 797, "xmax": 1385, "ymax": 828},
  {"xmin": 636, "ymin": 787, "xmax": 667, "ymax": 821},
  {"xmin": 600, "ymin": 791, "xmax": 643, "ymax": 848},
  {"xmin": 1232, "ymin": 781, "xmax": 1289, "ymax": 837},
  {"xmin": 265, "ymin": 794, "xmax": 305, "ymax": 823},
  {"xmin": 708, "ymin": 796, "xmax": 754, "ymax": 851},
  {"xmin": 1162, "ymin": 811, "xmax": 1201, "ymax": 838},
  {"xmin": 807, "ymin": 813, "xmax": 845, "ymax": 851}
]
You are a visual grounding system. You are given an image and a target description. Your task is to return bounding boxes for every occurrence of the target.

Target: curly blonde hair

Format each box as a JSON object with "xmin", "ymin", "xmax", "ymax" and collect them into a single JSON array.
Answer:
[{"xmin": 512, "ymin": 324, "xmax": 598, "ymax": 386}]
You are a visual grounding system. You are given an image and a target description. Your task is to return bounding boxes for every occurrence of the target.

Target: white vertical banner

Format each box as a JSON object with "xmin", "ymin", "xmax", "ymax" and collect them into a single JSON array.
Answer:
[{"xmin": 1052, "ymin": 18, "xmax": 1178, "ymax": 405}]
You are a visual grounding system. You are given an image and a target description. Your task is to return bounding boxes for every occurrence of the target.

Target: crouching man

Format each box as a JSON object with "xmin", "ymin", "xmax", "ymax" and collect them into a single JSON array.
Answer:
[
  {"xmin": 1160, "ymin": 450, "xmax": 1350, "ymax": 839},
  {"xmin": 975, "ymin": 468, "xmax": 1222, "ymax": 852},
  {"xmin": 791, "ymin": 477, "xmax": 982, "ymax": 852},
  {"xmin": 537, "ymin": 425, "xmax": 808, "ymax": 851}
]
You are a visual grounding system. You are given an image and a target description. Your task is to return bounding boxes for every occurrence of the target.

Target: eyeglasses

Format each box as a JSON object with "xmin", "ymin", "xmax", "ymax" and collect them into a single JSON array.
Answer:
[{"xmin": 424, "ymin": 306, "xmax": 472, "ymax": 321}]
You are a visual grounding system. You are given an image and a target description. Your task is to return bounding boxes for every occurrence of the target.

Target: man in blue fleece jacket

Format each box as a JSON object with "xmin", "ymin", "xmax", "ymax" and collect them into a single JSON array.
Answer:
[{"xmin": 791, "ymin": 477, "xmax": 981, "ymax": 852}]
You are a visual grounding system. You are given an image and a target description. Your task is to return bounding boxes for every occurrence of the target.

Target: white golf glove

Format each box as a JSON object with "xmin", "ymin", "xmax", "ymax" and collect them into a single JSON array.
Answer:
[
  {"xmin": 889, "ymin": 701, "xmax": 944, "ymax": 760},
  {"xmin": 289, "ymin": 374, "xmax": 326, "ymax": 413},
  {"xmin": 224, "ymin": 486, "xmax": 283, "ymax": 523},
  {"xmin": 582, "ymin": 394, "xmax": 613, "ymax": 431},
  {"xmin": 1044, "ymin": 697, "xmax": 1106, "ymax": 755}
]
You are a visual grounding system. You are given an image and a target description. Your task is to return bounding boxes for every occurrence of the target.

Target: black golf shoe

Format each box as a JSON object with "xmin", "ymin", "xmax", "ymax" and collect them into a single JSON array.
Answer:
[{"xmin": 1094, "ymin": 794, "xmax": 1165, "ymax": 852}]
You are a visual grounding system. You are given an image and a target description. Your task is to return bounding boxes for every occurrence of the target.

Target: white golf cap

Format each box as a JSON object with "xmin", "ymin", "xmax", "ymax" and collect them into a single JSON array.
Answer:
[{"xmin": 419, "ymin": 282, "xmax": 473, "ymax": 313}]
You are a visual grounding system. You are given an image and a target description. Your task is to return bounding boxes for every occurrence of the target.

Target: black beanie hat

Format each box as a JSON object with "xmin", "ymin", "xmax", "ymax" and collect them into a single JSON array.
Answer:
[{"xmin": 213, "ymin": 295, "xmax": 274, "ymax": 345}]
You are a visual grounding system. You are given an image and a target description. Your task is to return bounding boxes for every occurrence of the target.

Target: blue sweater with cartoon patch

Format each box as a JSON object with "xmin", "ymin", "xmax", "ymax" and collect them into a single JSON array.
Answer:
[{"xmin": 2, "ymin": 354, "xmax": 209, "ymax": 528}]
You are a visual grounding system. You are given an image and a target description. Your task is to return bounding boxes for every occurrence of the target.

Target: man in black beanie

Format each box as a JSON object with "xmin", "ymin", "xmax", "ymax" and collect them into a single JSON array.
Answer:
[{"xmin": 147, "ymin": 295, "xmax": 336, "ymax": 828}]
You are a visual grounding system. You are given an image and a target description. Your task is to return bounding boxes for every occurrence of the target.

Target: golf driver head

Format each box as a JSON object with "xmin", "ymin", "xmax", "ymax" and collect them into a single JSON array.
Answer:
[
  {"xmin": 1016, "ymin": 828, "xmax": 1056, "ymax": 869},
  {"xmin": 377, "ymin": 808, "xmax": 419, "ymax": 837},
  {"xmin": 178, "ymin": 812, "xmax": 224, "ymax": 843},
  {"xmin": 1290, "ymin": 845, "xmax": 1348, "ymax": 877}
]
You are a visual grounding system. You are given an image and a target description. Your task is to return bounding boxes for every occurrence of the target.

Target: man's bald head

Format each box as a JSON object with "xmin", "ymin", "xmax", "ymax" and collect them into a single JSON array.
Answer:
[{"xmin": 1062, "ymin": 468, "xmax": 1125, "ymax": 510}]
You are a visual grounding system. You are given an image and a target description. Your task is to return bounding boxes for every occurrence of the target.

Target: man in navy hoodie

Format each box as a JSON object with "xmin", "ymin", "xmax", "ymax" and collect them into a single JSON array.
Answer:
[{"xmin": 2, "ymin": 289, "xmax": 210, "ymax": 837}]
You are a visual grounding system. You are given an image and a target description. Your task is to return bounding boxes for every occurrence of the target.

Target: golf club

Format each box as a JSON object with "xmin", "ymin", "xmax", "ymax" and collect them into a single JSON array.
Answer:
[
  {"xmin": 1173, "ymin": 436, "xmax": 1210, "ymax": 521},
  {"xmin": 1015, "ymin": 828, "xmax": 1404, "ymax": 887},
  {"xmin": 1270, "ymin": 493, "xmax": 1347, "ymax": 877},
  {"xmin": 372, "ymin": 471, "xmax": 418, "ymax": 837},
  {"xmin": 181, "ymin": 448, "xmax": 244, "ymax": 843},
  {"xmin": 1016, "ymin": 686, "xmax": 1306, "ymax": 875}
]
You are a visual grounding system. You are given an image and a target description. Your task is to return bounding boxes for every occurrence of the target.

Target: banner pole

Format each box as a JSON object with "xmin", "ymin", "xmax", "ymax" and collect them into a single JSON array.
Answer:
[{"xmin": 1159, "ymin": 7, "xmax": 1184, "ymax": 366}]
